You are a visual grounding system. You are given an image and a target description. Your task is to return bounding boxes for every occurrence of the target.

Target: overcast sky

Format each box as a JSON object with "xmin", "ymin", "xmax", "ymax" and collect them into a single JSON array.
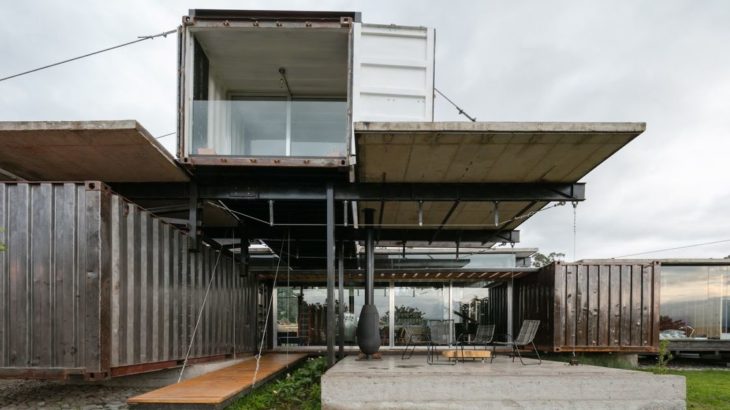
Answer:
[{"xmin": 1, "ymin": 1, "xmax": 728, "ymax": 260}]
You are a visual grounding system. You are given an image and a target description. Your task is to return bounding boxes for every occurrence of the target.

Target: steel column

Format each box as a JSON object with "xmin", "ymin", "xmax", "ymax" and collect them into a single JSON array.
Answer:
[
  {"xmin": 507, "ymin": 277, "xmax": 514, "ymax": 342},
  {"xmin": 337, "ymin": 241, "xmax": 345, "ymax": 360},
  {"xmin": 326, "ymin": 184, "xmax": 336, "ymax": 367},
  {"xmin": 364, "ymin": 209, "xmax": 375, "ymax": 306},
  {"xmin": 188, "ymin": 182, "xmax": 199, "ymax": 250}
]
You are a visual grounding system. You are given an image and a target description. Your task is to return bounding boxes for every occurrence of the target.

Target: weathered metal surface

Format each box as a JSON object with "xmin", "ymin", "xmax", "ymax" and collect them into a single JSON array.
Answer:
[
  {"xmin": 511, "ymin": 261, "xmax": 660, "ymax": 353},
  {"xmin": 0, "ymin": 182, "xmax": 257, "ymax": 380}
]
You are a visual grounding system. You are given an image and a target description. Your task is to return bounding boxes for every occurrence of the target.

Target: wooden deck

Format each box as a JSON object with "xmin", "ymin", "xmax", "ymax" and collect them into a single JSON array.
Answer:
[{"xmin": 127, "ymin": 353, "xmax": 308, "ymax": 409}]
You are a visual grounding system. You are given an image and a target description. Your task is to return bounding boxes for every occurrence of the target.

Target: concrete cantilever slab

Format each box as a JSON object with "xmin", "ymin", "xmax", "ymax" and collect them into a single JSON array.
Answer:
[
  {"xmin": 354, "ymin": 121, "xmax": 646, "ymax": 233},
  {"xmin": 0, "ymin": 120, "xmax": 189, "ymax": 182}
]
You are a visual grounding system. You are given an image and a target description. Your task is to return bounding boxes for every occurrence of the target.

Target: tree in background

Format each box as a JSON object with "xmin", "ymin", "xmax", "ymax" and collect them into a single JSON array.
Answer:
[{"xmin": 532, "ymin": 252, "xmax": 565, "ymax": 267}]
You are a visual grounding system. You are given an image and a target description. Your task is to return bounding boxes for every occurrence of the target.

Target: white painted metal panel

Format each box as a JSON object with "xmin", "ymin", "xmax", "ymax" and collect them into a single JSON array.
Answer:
[{"xmin": 352, "ymin": 23, "xmax": 435, "ymax": 124}]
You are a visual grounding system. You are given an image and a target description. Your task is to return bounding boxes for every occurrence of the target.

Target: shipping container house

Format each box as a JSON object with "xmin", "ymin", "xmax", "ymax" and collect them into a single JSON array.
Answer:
[{"xmin": 0, "ymin": 9, "xmax": 653, "ymax": 378}]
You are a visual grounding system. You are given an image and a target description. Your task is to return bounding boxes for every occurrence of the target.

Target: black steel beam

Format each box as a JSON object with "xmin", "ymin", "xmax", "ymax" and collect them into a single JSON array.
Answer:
[
  {"xmin": 202, "ymin": 226, "xmax": 520, "ymax": 244},
  {"xmin": 112, "ymin": 182, "xmax": 586, "ymax": 202}
]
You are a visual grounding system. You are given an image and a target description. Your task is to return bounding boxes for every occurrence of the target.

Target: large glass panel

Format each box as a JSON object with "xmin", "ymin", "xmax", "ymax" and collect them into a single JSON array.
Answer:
[
  {"xmin": 660, "ymin": 266, "xmax": 727, "ymax": 340},
  {"xmin": 393, "ymin": 283, "xmax": 448, "ymax": 345},
  {"xmin": 275, "ymin": 284, "xmax": 389, "ymax": 347},
  {"xmin": 276, "ymin": 287, "xmax": 300, "ymax": 346},
  {"xmin": 452, "ymin": 283, "xmax": 490, "ymax": 341},
  {"xmin": 291, "ymin": 100, "xmax": 348, "ymax": 157},
  {"xmin": 190, "ymin": 99, "xmax": 347, "ymax": 157}
]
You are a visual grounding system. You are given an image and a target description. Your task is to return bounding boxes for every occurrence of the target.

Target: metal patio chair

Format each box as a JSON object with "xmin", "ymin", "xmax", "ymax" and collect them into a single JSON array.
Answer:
[
  {"xmin": 426, "ymin": 320, "xmax": 456, "ymax": 365},
  {"xmin": 492, "ymin": 320, "xmax": 541, "ymax": 365},
  {"xmin": 401, "ymin": 325, "xmax": 430, "ymax": 359},
  {"xmin": 457, "ymin": 324, "xmax": 495, "ymax": 363}
]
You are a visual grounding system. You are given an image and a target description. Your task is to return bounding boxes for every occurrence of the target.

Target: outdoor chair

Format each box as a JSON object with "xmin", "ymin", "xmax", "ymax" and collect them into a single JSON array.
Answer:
[
  {"xmin": 426, "ymin": 320, "xmax": 456, "ymax": 365},
  {"xmin": 401, "ymin": 326, "xmax": 430, "ymax": 359},
  {"xmin": 456, "ymin": 324, "xmax": 495, "ymax": 363},
  {"xmin": 492, "ymin": 320, "xmax": 542, "ymax": 365}
]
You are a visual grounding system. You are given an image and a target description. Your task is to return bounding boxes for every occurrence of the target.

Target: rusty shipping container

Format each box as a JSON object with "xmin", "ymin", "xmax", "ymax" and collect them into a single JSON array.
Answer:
[
  {"xmin": 488, "ymin": 261, "xmax": 660, "ymax": 353},
  {"xmin": 0, "ymin": 182, "xmax": 258, "ymax": 380}
]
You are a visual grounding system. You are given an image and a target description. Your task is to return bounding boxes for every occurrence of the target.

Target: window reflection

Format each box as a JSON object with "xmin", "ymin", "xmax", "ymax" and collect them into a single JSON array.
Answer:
[
  {"xmin": 275, "ymin": 285, "xmax": 389, "ymax": 347},
  {"xmin": 660, "ymin": 265, "xmax": 730, "ymax": 340}
]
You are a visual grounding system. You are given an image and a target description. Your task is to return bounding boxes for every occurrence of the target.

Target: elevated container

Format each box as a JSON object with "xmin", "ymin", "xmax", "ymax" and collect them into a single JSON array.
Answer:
[{"xmin": 176, "ymin": 9, "xmax": 435, "ymax": 168}]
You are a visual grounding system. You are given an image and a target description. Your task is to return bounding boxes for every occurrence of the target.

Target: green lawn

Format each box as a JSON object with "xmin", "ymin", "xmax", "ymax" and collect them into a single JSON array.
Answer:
[{"xmin": 649, "ymin": 369, "xmax": 730, "ymax": 410}]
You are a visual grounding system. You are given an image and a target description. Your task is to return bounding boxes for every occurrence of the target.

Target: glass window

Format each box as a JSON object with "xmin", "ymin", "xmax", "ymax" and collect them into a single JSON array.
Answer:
[
  {"xmin": 452, "ymin": 283, "xmax": 490, "ymax": 341},
  {"xmin": 393, "ymin": 283, "xmax": 448, "ymax": 345},
  {"xmin": 275, "ymin": 285, "xmax": 389, "ymax": 347},
  {"xmin": 660, "ymin": 265, "xmax": 730, "ymax": 340}
]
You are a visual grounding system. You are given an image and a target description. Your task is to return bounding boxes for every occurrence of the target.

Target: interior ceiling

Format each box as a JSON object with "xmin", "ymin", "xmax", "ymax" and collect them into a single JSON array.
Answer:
[
  {"xmin": 194, "ymin": 28, "xmax": 349, "ymax": 96},
  {"xmin": 355, "ymin": 121, "xmax": 645, "ymax": 232},
  {"xmin": 0, "ymin": 121, "xmax": 189, "ymax": 183}
]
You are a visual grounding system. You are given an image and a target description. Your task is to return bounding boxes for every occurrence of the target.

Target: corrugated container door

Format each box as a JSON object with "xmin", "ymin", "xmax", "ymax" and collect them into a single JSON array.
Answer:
[{"xmin": 352, "ymin": 23, "xmax": 435, "ymax": 123}]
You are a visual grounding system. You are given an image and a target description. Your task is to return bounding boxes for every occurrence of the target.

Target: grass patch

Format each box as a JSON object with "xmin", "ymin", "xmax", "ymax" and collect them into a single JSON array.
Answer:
[
  {"xmin": 645, "ymin": 368, "xmax": 730, "ymax": 410},
  {"xmin": 227, "ymin": 356, "xmax": 326, "ymax": 410}
]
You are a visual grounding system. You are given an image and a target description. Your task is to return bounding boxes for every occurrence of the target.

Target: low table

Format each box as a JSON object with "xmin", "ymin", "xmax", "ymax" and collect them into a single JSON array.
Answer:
[{"xmin": 441, "ymin": 349, "xmax": 493, "ymax": 362}]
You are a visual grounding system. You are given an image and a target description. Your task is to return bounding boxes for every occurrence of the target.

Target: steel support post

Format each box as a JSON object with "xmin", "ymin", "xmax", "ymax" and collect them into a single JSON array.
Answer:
[
  {"xmin": 363, "ymin": 208, "xmax": 375, "ymax": 305},
  {"xmin": 188, "ymin": 182, "xmax": 200, "ymax": 250},
  {"xmin": 326, "ymin": 184, "xmax": 336, "ymax": 367},
  {"xmin": 239, "ymin": 222, "xmax": 249, "ymax": 278},
  {"xmin": 507, "ymin": 278, "xmax": 514, "ymax": 342},
  {"xmin": 337, "ymin": 241, "xmax": 345, "ymax": 360}
]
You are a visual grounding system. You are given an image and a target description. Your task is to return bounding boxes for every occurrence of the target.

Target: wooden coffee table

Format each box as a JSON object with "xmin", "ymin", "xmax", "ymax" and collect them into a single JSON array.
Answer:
[{"xmin": 441, "ymin": 349, "xmax": 492, "ymax": 362}]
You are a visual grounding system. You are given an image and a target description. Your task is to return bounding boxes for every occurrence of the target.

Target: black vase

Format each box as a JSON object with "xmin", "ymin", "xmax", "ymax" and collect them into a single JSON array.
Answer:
[{"xmin": 356, "ymin": 304, "xmax": 381, "ymax": 355}]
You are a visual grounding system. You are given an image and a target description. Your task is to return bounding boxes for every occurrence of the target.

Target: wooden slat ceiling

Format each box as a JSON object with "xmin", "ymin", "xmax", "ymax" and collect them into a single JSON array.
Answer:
[
  {"xmin": 355, "ymin": 121, "xmax": 645, "ymax": 232},
  {"xmin": 256, "ymin": 269, "xmax": 537, "ymax": 282},
  {"xmin": 0, "ymin": 120, "xmax": 190, "ymax": 182}
]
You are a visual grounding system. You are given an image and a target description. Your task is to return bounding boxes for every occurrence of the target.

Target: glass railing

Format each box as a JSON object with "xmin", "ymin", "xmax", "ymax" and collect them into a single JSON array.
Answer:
[{"xmin": 190, "ymin": 99, "xmax": 348, "ymax": 157}]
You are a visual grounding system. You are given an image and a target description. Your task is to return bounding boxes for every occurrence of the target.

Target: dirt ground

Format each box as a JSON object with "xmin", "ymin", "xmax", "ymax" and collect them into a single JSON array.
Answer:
[{"xmin": 0, "ymin": 379, "xmax": 143, "ymax": 409}]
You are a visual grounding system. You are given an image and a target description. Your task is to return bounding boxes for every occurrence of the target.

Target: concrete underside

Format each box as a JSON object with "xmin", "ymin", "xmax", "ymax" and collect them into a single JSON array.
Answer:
[{"xmin": 321, "ymin": 356, "xmax": 685, "ymax": 410}]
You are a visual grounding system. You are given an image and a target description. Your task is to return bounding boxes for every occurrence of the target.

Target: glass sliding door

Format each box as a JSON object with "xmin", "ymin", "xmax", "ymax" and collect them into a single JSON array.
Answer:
[
  {"xmin": 451, "ymin": 283, "xmax": 490, "ymax": 342},
  {"xmin": 393, "ymin": 283, "xmax": 448, "ymax": 345},
  {"xmin": 274, "ymin": 284, "xmax": 390, "ymax": 347}
]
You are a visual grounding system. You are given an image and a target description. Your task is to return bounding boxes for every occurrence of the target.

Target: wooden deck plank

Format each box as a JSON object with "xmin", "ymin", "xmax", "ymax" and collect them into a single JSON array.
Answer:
[{"xmin": 128, "ymin": 353, "xmax": 308, "ymax": 406}]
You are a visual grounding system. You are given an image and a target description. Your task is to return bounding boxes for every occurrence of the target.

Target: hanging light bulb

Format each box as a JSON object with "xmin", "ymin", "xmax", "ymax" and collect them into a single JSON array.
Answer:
[{"xmin": 418, "ymin": 201, "xmax": 424, "ymax": 227}]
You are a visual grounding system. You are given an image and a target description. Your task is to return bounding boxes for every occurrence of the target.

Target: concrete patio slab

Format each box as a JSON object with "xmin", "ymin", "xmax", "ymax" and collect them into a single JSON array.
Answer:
[{"xmin": 321, "ymin": 355, "xmax": 685, "ymax": 409}]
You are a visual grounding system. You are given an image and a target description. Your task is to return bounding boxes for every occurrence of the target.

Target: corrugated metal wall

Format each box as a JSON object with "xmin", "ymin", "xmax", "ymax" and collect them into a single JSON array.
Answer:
[
  {"xmin": 550, "ymin": 261, "xmax": 660, "ymax": 353},
  {"xmin": 109, "ymin": 193, "xmax": 257, "ymax": 371},
  {"xmin": 481, "ymin": 262, "xmax": 660, "ymax": 353},
  {"xmin": 0, "ymin": 182, "xmax": 102, "ymax": 374},
  {"xmin": 514, "ymin": 267, "xmax": 555, "ymax": 349},
  {"xmin": 484, "ymin": 284, "xmax": 509, "ymax": 338},
  {"xmin": 0, "ymin": 182, "xmax": 257, "ymax": 379}
]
